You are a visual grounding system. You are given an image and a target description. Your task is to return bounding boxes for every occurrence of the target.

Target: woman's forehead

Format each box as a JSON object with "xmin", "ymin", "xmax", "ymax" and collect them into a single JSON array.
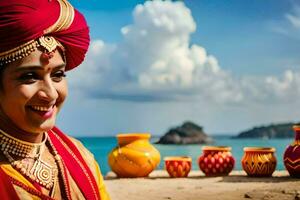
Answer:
[{"xmin": 9, "ymin": 50, "xmax": 65, "ymax": 72}]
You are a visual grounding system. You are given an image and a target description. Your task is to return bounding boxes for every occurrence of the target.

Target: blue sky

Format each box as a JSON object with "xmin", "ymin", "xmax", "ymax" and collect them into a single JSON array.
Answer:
[
  {"xmin": 57, "ymin": 0, "xmax": 300, "ymax": 137},
  {"xmin": 71, "ymin": 0, "xmax": 297, "ymax": 75}
]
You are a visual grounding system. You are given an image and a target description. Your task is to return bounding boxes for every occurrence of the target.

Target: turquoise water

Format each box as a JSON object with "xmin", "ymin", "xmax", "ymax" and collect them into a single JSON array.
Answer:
[{"xmin": 77, "ymin": 136, "xmax": 292, "ymax": 175}]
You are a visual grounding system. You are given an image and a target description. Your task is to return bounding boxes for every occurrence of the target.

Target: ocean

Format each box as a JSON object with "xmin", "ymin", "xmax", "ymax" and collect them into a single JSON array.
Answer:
[{"xmin": 77, "ymin": 136, "xmax": 293, "ymax": 175}]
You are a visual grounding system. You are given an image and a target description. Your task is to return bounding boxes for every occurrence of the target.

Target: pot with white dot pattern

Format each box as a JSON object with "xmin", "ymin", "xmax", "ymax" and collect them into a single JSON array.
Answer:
[{"xmin": 198, "ymin": 146, "xmax": 235, "ymax": 176}]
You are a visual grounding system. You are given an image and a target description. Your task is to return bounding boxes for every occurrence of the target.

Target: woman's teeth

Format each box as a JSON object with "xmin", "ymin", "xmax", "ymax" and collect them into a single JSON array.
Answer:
[{"xmin": 31, "ymin": 105, "xmax": 52, "ymax": 112}]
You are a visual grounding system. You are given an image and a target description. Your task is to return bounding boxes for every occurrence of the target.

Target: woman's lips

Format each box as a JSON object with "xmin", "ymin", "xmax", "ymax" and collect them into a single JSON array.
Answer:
[{"xmin": 29, "ymin": 105, "xmax": 55, "ymax": 119}]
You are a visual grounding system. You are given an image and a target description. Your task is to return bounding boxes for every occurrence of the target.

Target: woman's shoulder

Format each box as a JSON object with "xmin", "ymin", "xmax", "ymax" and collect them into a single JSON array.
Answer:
[
  {"xmin": 65, "ymin": 136, "xmax": 111, "ymax": 200},
  {"xmin": 65, "ymin": 136, "xmax": 102, "ymax": 184},
  {"xmin": 66, "ymin": 136, "xmax": 95, "ymax": 161},
  {"xmin": 49, "ymin": 127, "xmax": 95, "ymax": 163}
]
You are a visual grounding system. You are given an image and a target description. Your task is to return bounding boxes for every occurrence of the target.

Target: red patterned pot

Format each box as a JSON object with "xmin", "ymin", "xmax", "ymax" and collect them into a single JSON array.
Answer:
[
  {"xmin": 284, "ymin": 125, "xmax": 300, "ymax": 177},
  {"xmin": 198, "ymin": 146, "xmax": 235, "ymax": 176},
  {"xmin": 164, "ymin": 156, "xmax": 192, "ymax": 178},
  {"xmin": 242, "ymin": 147, "xmax": 276, "ymax": 177}
]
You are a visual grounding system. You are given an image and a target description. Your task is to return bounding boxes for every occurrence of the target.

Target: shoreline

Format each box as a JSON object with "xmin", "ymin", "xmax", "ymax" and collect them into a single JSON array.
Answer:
[{"xmin": 104, "ymin": 170, "xmax": 300, "ymax": 200}]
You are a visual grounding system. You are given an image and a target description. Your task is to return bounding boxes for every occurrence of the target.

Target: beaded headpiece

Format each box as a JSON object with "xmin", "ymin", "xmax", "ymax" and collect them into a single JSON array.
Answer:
[
  {"xmin": 0, "ymin": 0, "xmax": 77, "ymax": 67},
  {"xmin": 0, "ymin": 36, "xmax": 65, "ymax": 66}
]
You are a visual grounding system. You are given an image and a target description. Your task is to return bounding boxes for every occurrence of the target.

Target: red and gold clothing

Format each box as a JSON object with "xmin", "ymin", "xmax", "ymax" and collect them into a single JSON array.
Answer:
[
  {"xmin": 0, "ymin": 0, "xmax": 109, "ymax": 199},
  {"xmin": 0, "ymin": 127, "xmax": 110, "ymax": 200}
]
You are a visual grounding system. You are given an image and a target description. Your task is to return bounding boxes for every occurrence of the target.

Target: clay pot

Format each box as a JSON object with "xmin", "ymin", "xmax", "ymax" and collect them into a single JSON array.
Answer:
[
  {"xmin": 164, "ymin": 156, "xmax": 192, "ymax": 178},
  {"xmin": 284, "ymin": 126, "xmax": 300, "ymax": 177},
  {"xmin": 108, "ymin": 133, "xmax": 161, "ymax": 178},
  {"xmin": 198, "ymin": 146, "xmax": 235, "ymax": 176},
  {"xmin": 241, "ymin": 147, "xmax": 276, "ymax": 177}
]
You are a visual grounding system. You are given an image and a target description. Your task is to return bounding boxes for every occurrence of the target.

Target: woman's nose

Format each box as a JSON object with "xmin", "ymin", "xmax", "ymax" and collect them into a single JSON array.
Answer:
[{"xmin": 37, "ymin": 79, "xmax": 59, "ymax": 102}]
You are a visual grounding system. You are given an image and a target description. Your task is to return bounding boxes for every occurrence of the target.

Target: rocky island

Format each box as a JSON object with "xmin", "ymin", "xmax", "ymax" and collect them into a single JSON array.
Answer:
[
  {"xmin": 234, "ymin": 122, "xmax": 296, "ymax": 139},
  {"xmin": 156, "ymin": 121, "xmax": 213, "ymax": 144}
]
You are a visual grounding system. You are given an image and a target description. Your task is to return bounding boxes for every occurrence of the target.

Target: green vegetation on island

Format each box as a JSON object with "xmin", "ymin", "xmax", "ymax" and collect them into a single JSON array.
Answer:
[
  {"xmin": 156, "ymin": 121, "xmax": 213, "ymax": 144},
  {"xmin": 234, "ymin": 122, "xmax": 297, "ymax": 139}
]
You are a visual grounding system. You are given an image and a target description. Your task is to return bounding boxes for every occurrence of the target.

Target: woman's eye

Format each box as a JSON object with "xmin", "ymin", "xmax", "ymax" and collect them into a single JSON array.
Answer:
[
  {"xmin": 18, "ymin": 72, "xmax": 39, "ymax": 83},
  {"xmin": 51, "ymin": 70, "xmax": 66, "ymax": 82}
]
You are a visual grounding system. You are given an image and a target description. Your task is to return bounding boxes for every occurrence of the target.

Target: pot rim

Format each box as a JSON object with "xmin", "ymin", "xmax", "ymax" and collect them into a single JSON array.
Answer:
[
  {"xmin": 243, "ymin": 147, "xmax": 275, "ymax": 152},
  {"xmin": 164, "ymin": 156, "xmax": 192, "ymax": 162},
  {"xmin": 202, "ymin": 146, "xmax": 231, "ymax": 151},
  {"xmin": 117, "ymin": 133, "xmax": 151, "ymax": 139},
  {"xmin": 293, "ymin": 125, "xmax": 300, "ymax": 131}
]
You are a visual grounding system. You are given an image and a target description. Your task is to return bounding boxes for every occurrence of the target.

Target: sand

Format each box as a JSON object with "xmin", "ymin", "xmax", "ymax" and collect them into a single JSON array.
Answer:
[{"xmin": 104, "ymin": 170, "xmax": 300, "ymax": 200}]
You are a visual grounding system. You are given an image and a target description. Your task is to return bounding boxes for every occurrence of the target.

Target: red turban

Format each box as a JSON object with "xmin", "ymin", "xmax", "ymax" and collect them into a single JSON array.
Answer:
[{"xmin": 0, "ymin": 0, "xmax": 90, "ymax": 71}]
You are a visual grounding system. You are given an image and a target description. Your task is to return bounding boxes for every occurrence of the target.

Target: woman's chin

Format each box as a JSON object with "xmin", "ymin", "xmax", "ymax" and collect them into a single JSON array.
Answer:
[
  {"xmin": 39, "ymin": 122, "xmax": 56, "ymax": 133},
  {"xmin": 37, "ymin": 115, "xmax": 57, "ymax": 130},
  {"xmin": 25, "ymin": 120, "xmax": 56, "ymax": 134}
]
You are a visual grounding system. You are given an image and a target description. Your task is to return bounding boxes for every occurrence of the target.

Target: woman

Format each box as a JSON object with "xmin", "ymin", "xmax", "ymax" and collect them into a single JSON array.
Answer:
[{"xmin": 0, "ymin": 0, "xmax": 110, "ymax": 199}]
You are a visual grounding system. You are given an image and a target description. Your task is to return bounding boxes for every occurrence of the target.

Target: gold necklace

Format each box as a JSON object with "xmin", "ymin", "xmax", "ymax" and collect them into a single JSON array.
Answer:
[
  {"xmin": 0, "ymin": 129, "xmax": 58, "ymax": 189},
  {"xmin": 3, "ymin": 149, "xmax": 58, "ymax": 189},
  {"xmin": 0, "ymin": 129, "xmax": 46, "ymax": 157}
]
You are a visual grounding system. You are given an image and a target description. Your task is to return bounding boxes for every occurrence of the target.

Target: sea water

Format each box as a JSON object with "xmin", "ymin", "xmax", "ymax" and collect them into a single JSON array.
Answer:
[{"xmin": 78, "ymin": 136, "xmax": 292, "ymax": 175}]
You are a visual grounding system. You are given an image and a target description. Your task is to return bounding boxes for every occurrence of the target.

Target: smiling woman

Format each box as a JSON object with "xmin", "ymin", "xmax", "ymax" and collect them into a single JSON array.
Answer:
[
  {"xmin": 0, "ymin": 50, "xmax": 67, "ymax": 142},
  {"xmin": 0, "ymin": 0, "xmax": 110, "ymax": 199}
]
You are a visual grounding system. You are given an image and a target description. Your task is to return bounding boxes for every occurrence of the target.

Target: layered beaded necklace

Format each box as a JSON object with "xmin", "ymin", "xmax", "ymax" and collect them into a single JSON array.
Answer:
[{"xmin": 0, "ymin": 129, "xmax": 58, "ymax": 189}]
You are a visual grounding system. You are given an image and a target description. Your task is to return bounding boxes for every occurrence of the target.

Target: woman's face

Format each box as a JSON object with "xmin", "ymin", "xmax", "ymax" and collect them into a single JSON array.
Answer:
[{"xmin": 0, "ymin": 49, "xmax": 68, "ymax": 134}]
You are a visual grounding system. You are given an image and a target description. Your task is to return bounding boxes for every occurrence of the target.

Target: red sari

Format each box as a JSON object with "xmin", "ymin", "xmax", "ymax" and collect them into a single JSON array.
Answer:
[{"xmin": 0, "ymin": 127, "xmax": 107, "ymax": 200}]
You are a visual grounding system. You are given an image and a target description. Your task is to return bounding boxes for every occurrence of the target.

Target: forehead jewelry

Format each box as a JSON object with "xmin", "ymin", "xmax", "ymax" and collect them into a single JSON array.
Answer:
[
  {"xmin": 41, "ymin": 51, "xmax": 54, "ymax": 65},
  {"xmin": 0, "ymin": 36, "xmax": 65, "ymax": 66},
  {"xmin": 40, "ymin": 36, "xmax": 61, "ymax": 64},
  {"xmin": 0, "ymin": 0, "xmax": 74, "ymax": 66}
]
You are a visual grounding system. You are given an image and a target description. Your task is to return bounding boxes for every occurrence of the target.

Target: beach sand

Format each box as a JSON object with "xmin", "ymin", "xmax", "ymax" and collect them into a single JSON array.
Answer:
[{"xmin": 104, "ymin": 170, "xmax": 300, "ymax": 200}]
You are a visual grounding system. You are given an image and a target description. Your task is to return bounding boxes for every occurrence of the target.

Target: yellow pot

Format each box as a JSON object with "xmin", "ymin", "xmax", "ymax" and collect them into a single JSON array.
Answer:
[
  {"xmin": 241, "ymin": 147, "xmax": 277, "ymax": 177},
  {"xmin": 108, "ymin": 133, "xmax": 161, "ymax": 178}
]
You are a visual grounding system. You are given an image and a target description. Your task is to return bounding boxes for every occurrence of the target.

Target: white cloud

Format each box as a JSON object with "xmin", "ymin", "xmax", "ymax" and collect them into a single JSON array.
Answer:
[
  {"xmin": 68, "ymin": 0, "xmax": 300, "ymax": 105},
  {"xmin": 285, "ymin": 4, "xmax": 300, "ymax": 28},
  {"xmin": 271, "ymin": 2, "xmax": 300, "ymax": 39},
  {"xmin": 265, "ymin": 70, "xmax": 300, "ymax": 101}
]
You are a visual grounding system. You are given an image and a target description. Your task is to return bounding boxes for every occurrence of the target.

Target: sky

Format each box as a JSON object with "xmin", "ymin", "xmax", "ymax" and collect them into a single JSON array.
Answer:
[{"xmin": 56, "ymin": 0, "xmax": 300, "ymax": 137}]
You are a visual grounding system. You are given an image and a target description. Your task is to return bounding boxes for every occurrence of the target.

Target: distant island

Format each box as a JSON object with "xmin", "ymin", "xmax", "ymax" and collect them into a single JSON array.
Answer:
[
  {"xmin": 156, "ymin": 121, "xmax": 213, "ymax": 144},
  {"xmin": 233, "ymin": 122, "xmax": 297, "ymax": 139}
]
